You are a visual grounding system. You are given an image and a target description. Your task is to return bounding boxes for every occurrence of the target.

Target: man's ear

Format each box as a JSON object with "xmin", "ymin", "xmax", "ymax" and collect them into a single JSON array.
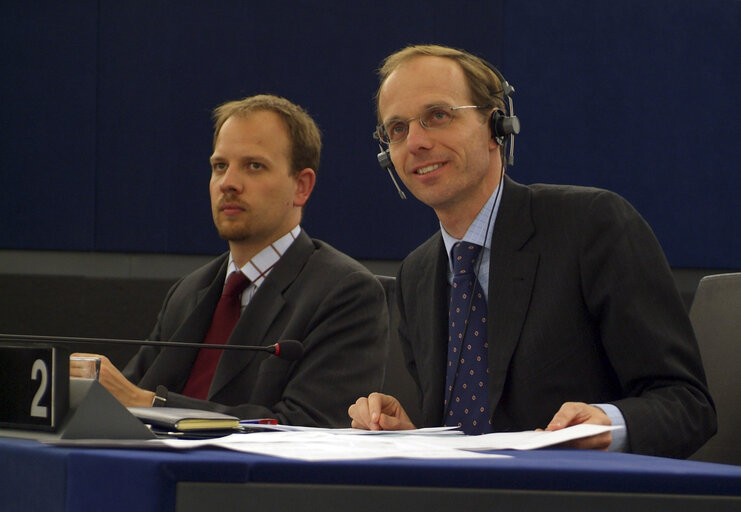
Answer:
[{"xmin": 293, "ymin": 168, "xmax": 316, "ymax": 207}]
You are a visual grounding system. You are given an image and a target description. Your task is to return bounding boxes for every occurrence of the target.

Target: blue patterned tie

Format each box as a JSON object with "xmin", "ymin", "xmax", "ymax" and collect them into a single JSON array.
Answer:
[{"xmin": 444, "ymin": 242, "xmax": 491, "ymax": 434}]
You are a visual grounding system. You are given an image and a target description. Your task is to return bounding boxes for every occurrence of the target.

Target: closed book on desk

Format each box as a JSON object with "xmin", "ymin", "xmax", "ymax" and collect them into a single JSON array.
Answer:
[{"xmin": 128, "ymin": 407, "xmax": 239, "ymax": 431}]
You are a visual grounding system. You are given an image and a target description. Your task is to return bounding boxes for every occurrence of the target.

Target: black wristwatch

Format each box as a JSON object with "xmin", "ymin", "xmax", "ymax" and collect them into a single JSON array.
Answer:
[{"xmin": 152, "ymin": 385, "xmax": 168, "ymax": 407}]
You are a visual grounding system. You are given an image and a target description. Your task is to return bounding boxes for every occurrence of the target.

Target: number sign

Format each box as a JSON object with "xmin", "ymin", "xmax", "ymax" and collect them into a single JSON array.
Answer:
[{"xmin": 0, "ymin": 345, "xmax": 69, "ymax": 430}]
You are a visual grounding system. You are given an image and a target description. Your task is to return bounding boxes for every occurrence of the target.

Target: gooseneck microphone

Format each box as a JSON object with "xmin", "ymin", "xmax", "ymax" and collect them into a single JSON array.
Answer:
[
  {"xmin": 0, "ymin": 334, "xmax": 304, "ymax": 362},
  {"xmin": 269, "ymin": 339, "xmax": 303, "ymax": 361}
]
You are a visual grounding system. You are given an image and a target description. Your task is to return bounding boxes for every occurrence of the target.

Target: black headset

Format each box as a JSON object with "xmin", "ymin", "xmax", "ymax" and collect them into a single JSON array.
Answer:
[
  {"xmin": 375, "ymin": 59, "xmax": 521, "ymax": 199},
  {"xmin": 485, "ymin": 61, "xmax": 521, "ymax": 159}
]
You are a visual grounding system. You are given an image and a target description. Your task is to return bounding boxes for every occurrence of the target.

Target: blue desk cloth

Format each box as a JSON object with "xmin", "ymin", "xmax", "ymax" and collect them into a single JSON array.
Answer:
[{"xmin": 2, "ymin": 436, "xmax": 741, "ymax": 512}]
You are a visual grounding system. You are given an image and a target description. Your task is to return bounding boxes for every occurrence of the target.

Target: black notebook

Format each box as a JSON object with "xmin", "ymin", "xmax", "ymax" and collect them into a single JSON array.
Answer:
[{"xmin": 128, "ymin": 407, "xmax": 240, "ymax": 431}]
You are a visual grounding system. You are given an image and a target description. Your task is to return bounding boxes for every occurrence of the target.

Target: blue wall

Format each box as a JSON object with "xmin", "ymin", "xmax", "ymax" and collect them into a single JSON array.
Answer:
[{"xmin": 1, "ymin": 1, "xmax": 739, "ymax": 268}]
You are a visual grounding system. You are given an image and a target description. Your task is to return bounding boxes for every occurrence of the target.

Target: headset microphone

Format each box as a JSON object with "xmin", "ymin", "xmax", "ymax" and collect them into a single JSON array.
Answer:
[{"xmin": 377, "ymin": 143, "xmax": 407, "ymax": 200}]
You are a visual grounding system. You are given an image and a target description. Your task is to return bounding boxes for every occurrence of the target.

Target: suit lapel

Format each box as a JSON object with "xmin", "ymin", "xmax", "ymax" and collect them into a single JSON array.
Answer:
[
  {"xmin": 486, "ymin": 177, "xmax": 539, "ymax": 412},
  {"xmin": 144, "ymin": 256, "xmax": 228, "ymax": 391},
  {"xmin": 208, "ymin": 231, "xmax": 314, "ymax": 398},
  {"xmin": 412, "ymin": 236, "xmax": 450, "ymax": 426}
]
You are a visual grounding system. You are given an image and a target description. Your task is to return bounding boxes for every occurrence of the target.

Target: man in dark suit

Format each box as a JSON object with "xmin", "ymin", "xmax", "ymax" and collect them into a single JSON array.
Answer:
[
  {"xmin": 72, "ymin": 94, "xmax": 388, "ymax": 427},
  {"xmin": 348, "ymin": 45, "xmax": 716, "ymax": 458}
]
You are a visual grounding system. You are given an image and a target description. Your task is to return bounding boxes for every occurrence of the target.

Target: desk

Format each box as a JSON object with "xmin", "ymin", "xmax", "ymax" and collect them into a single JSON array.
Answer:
[{"xmin": 2, "ymin": 436, "xmax": 740, "ymax": 512}]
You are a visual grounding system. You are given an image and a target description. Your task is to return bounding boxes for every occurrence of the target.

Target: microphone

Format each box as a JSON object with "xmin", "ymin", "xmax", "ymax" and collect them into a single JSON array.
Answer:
[
  {"xmin": 376, "ymin": 144, "xmax": 407, "ymax": 200},
  {"xmin": 271, "ymin": 339, "xmax": 303, "ymax": 361},
  {"xmin": 0, "ymin": 334, "xmax": 304, "ymax": 362}
]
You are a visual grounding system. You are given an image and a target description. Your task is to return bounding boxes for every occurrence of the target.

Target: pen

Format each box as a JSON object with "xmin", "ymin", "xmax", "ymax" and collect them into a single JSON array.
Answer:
[{"xmin": 239, "ymin": 418, "xmax": 278, "ymax": 425}]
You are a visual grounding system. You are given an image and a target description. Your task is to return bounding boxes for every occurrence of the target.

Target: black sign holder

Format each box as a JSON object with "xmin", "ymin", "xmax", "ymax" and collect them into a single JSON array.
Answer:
[{"xmin": 1, "ymin": 341, "xmax": 155, "ymax": 441}]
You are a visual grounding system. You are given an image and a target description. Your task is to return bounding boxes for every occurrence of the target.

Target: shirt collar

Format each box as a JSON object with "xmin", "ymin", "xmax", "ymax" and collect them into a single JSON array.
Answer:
[
  {"xmin": 441, "ymin": 182, "xmax": 503, "ymax": 270},
  {"xmin": 226, "ymin": 225, "xmax": 301, "ymax": 288}
]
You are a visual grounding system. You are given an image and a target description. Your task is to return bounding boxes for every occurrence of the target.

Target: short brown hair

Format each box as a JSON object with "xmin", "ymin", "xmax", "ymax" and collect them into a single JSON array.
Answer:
[{"xmin": 212, "ymin": 94, "xmax": 321, "ymax": 176}]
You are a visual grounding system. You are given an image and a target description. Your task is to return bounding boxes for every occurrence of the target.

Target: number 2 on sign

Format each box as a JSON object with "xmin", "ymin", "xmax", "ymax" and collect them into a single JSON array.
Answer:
[{"xmin": 30, "ymin": 359, "xmax": 49, "ymax": 418}]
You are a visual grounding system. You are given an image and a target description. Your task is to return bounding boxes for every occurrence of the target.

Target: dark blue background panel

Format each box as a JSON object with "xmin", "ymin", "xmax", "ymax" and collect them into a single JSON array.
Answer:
[
  {"xmin": 502, "ymin": 0, "xmax": 740, "ymax": 268},
  {"xmin": 1, "ymin": 2, "xmax": 98, "ymax": 250},
  {"xmin": 1, "ymin": 1, "xmax": 738, "ymax": 268}
]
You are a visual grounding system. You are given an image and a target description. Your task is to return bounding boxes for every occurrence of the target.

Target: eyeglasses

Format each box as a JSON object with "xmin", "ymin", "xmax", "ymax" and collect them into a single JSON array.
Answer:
[{"xmin": 374, "ymin": 105, "xmax": 485, "ymax": 145}]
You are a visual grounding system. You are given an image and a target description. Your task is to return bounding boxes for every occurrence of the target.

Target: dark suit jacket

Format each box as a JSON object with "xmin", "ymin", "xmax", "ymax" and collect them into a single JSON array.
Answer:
[
  {"xmin": 124, "ymin": 231, "xmax": 389, "ymax": 427},
  {"xmin": 396, "ymin": 176, "xmax": 716, "ymax": 458}
]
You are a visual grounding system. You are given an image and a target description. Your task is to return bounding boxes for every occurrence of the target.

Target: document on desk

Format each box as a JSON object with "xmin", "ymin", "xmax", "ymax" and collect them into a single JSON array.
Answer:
[{"xmin": 158, "ymin": 424, "xmax": 621, "ymax": 461}]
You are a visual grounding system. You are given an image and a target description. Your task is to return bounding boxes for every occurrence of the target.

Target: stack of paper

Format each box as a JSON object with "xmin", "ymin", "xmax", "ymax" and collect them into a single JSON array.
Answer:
[{"xmin": 158, "ymin": 424, "xmax": 620, "ymax": 461}]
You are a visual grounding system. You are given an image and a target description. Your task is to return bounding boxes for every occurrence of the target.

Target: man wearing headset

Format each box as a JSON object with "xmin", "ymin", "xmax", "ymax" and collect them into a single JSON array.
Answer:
[{"xmin": 348, "ymin": 45, "xmax": 716, "ymax": 458}]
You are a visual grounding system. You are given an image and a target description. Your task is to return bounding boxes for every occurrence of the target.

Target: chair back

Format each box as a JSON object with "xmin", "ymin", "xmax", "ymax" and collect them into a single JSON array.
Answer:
[{"xmin": 689, "ymin": 272, "xmax": 741, "ymax": 465}]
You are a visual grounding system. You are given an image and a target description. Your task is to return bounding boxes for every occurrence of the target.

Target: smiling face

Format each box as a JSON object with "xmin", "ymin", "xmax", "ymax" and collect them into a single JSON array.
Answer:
[
  {"xmin": 378, "ymin": 56, "xmax": 502, "ymax": 234},
  {"xmin": 209, "ymin": 110, "xmax": 314, "ymax": 265}
]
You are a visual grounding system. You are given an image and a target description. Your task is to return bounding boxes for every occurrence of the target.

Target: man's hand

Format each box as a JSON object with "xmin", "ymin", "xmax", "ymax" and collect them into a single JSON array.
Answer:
[
  {"xmin": 545, "ymin": 402, "xmax": 613, "ymax": 450},
  {"xmin": 70, "ymin": 353, "xmax": 155, "ymax": 407},
  {"xmin": 348, "ymin": 392, "xmax": 416, "ymax": 431}
]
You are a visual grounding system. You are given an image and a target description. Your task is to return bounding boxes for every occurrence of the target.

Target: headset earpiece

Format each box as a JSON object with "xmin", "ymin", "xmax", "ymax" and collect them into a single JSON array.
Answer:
[
  {"xmin": 490, "ymin": 109, "xmax": 521, "ymax": 144},
  {"xmin": 481, "ymin": 60, "xmax": 521, "ymax": 166}
]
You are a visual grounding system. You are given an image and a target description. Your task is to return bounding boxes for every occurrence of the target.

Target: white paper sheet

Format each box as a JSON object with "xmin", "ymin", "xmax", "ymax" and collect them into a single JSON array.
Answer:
[{"xmin": 159, "ymin": 424, "xmax": 621, "ymax": 461}]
